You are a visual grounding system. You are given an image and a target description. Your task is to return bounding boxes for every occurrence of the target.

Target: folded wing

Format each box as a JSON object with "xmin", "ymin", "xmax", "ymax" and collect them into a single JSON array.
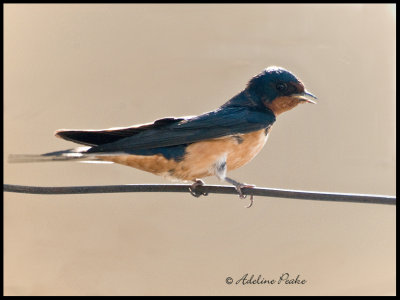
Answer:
[{"xmin": 56, "ymin": 107, "xmax": 276, "ymax": 154}]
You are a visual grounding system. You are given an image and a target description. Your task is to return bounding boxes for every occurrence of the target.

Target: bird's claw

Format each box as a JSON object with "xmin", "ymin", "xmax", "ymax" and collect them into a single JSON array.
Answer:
[
  {"xmin": 189, "ymin": 179, "xmax": 208, "ymax": 198},
  {"xmin": 234, "ymin": 183, "xmax": 255, "ymax": 208}
]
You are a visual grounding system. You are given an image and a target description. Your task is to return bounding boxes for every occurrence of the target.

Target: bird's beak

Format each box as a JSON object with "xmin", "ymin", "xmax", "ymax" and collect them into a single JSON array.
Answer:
[{"xmin": 294, "ymin": 90, "xmax": 318, "ymax": 104}]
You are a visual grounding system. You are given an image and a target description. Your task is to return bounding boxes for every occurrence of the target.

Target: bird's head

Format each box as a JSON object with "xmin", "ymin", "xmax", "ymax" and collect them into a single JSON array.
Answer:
[{"xmin": 246, "ymin": 66, "xmax": 317, "ymax": 116}]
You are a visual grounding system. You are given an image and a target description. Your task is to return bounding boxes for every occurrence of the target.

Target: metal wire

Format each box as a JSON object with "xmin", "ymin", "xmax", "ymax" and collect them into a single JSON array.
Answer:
[{"xmin": 3, "ymin": 184, "xmax": 396, "ymax": 205}]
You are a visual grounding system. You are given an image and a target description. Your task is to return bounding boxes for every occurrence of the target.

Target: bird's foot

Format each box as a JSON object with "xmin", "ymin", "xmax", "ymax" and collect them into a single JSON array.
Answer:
[
  {"xmin": 234, "ymin": 183, "xmax": 256, "ymax": 208},
  {"xmin": 189, "ymin": 179, "xmax": 209, "ymax": 198},
  {"xmin": 225, "ymin": 177, "xmax": 256, "ymax": 208}
]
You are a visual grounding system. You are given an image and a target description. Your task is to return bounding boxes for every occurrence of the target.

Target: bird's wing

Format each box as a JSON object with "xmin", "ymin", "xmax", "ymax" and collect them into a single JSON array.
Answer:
[
  {"xmin": 59, "ymin": 107, "xmax": 275, "ymax": 153},
  {"xmin": 55, "ymin": 117, "xmax": 189, "ymax": 147}
]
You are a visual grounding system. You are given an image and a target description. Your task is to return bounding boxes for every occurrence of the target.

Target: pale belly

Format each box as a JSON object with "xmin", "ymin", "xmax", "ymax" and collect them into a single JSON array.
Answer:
[{"xmin": 182, "ymin": 129, "xmax": 269, "ymax": 176}]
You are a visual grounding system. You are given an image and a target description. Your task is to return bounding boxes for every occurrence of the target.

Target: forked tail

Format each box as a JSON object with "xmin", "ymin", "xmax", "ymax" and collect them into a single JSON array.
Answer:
[{"xmin": 8, "ymin": 147, "xmax": 102, "ymax": 163}]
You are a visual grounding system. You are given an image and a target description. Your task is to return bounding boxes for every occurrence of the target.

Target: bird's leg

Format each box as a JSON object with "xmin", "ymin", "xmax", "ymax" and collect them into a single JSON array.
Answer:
[
  {"xmin": 189, "ymin": 179, "xmax": 208, "ymax": 198},
  {"xmin": 225, "ymin": 177, "xmax": 255, "ymax": 208},
  {"xmin": 212, "ymin": 155, "xmax": 255, "ymax": 207}
]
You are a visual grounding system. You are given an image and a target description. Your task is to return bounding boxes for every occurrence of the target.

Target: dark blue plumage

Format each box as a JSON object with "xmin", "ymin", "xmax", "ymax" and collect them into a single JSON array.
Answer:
[
  {"xmin": 54, "ymin": 66, "xmax": 315, "ymax": 163},
  {"xmin": 85, "ymin": 106, "xmax": 275, "ymax": 154},
  {"xmin": 11, "ymin": 66, "xmax": 317, "ymax": 206}
]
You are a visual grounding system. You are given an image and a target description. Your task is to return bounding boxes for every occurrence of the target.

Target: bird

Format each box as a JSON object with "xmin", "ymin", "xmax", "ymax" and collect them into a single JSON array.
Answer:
[{"xmin": 9, "ymin": 66, "xmax": 317, "ymax": 207}]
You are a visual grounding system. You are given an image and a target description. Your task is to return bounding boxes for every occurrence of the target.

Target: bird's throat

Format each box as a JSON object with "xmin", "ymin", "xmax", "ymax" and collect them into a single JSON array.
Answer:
[{"xmin": 265, "ymin": 96, "xmax": 301, "ymax": 116}]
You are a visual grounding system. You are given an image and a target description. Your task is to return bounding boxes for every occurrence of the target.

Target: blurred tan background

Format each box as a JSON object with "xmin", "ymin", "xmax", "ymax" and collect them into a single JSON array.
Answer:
[{"xmin": 4, "ymin": 4, "xmax": 395, "ymax": 296}]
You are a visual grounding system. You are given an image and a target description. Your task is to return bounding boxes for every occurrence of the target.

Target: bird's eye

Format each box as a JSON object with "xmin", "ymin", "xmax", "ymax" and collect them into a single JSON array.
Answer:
[{"xmin": 276, "ymin": 82, "xmax": 287, "ymax": 91}]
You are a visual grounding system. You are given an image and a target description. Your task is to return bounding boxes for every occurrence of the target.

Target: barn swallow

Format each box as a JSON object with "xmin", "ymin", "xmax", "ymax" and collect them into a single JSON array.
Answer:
[{"xmin": 9, "ymin": 66, "xmax": 317, "ymax": 207}]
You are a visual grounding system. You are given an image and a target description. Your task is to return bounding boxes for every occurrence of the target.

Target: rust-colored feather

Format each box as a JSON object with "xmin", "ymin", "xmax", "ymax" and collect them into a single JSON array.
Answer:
[{"xmin": 98, "ymin": 128, "xmax": 271, "ymax": 182}]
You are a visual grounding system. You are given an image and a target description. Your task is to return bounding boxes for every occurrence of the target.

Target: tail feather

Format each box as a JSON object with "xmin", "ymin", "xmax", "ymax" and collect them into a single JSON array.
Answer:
[{"xmin": 8, "ymin": 147, "xmax": 100, "ymax": 163}]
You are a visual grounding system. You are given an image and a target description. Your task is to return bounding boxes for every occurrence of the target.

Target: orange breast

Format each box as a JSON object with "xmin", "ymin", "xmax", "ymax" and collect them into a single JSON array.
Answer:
[{"xmin": 98, "ymin": 128, "xmax": 271, "ymax": 182}]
